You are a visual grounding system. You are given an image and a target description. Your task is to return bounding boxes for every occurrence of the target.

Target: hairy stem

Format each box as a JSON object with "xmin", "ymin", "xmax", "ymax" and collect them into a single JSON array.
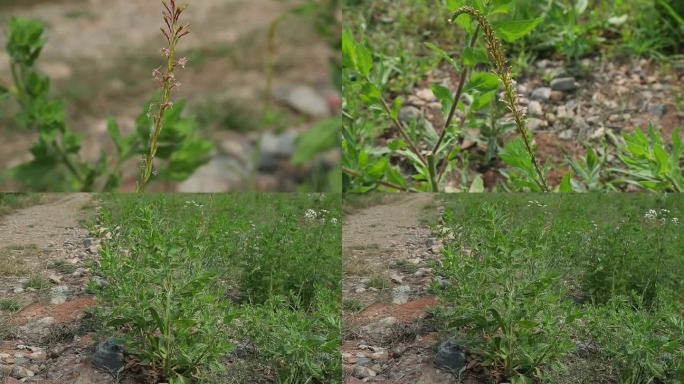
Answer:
[
  {"xmin": 451, "ymin": 6, "xmax": 548, "ymax": 192},
  {"xmin": 137, "ymin": 0, "xmax": 190, "ymax": 192}
]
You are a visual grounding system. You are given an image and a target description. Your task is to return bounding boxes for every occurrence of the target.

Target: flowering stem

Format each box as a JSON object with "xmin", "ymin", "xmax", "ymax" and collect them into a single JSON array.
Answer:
[
  {"xmin": 450, "ymin": 6, "xmax": 548, "ymax": 192},
  {"xmin": 137, "ymin": 0, "xmax": 190, "ymax": 192}
]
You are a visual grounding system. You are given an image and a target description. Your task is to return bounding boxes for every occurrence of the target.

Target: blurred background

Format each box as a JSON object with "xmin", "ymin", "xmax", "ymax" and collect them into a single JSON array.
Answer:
[{"xmin": 0, "ymin": 0, "xmax": 341, "ymax": 192}]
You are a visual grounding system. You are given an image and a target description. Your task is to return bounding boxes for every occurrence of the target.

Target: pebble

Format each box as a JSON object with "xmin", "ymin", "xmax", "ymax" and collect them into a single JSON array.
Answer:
[
  {"xmin": 435, "ymin": 339, "xmax": 467, "ymax": 373},
  {"xmin": 392, "ymin": 285, "xmax": 411, "ymax": 304},
  {"xmin": 530, "ymin": 87, "xmax": 551, "ymax": 101},
  {"xmin": 398, "ymin": 105, "xmax": 422, "ymax": 123},
  {"xmin": 259, "ymin": 130, "xmax": 298, "ymax": 172},
  {"xmin": 92, "ymin": 339, "xmax": 125, "ymax": 374},
  {"xmin": 353, "ymin": 365, "xmax": 377, "ymax": 379},
  {"xmin": 360, "ymin": 317, "xmax": 397, "ymax": 339},
  {"xmin": 390, "ymin": 272, "xmax": 403, "ymax": 284},
  {"xmin": 50, "ymin": 285, "xmax": 70, "ymax": 305},
  {"xmin": 550, "ymin": 77, "xmax": 577, "ymax": 91},
  {"xmin": 527, "ymin": 118, "xmax": 543, "ymax": 132},
  {"xmin": 10, "ymin": 365, "xmax": 34, "ymax": 379},
  {"xmin": 647, "ymin": 103, "xmax": 667, "ymax": 116},
  {"xmin": 558, "ymin": 129, "xmax": 574, "ymax": 140},
  {"xmin": 274, "ymin": 85, "xmax": 330, "ymax": 117},
  {"xmin": 528, "ymin": 100, "xmax": 543, "ymax": 117},
  {"xmin": 48, "ymin": 274, "xmax": 61, "ymax": 284}
]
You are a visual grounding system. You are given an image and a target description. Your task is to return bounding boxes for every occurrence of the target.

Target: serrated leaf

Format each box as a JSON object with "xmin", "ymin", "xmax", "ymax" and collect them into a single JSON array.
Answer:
[{"xmin": 493, "ymin": 18, "xmax": 544, "ymax": 42}]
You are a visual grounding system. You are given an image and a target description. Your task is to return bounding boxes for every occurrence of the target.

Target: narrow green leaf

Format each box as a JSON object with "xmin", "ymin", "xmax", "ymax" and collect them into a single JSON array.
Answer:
[{"xmin": 559, "ymin": 172, "xmax": 573, "ymax": 192}]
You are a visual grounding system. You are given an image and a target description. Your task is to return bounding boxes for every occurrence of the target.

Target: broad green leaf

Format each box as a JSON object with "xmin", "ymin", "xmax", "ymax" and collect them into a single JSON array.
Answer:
[
  {"xmin": 462, "ymin": 47, "xmax": 489, "ymax": 66},
  {"xmin": 465, "ymin": 72, "xmax": 499, "ymax": 93},
  {"xmin": 292, "ymin": 117, "xmax": 340, "ymax": 164},
  {"xmin": 471, "ymin": 90, "xmax": 495, "ymax": 111},
  {"xmin": 575, "ymin": 0, "xmax": 589, "ymax": 15},
  {"xmin": 490, "ymin": 0, "xmax": 513, "ymax": 15},
  {"xmin": 469, "ymin": 174, "xmax": 484, "ymax": 192},
  {"xmin": 493, "ymin": 18, "xmax": 544, "ymax": 42}
]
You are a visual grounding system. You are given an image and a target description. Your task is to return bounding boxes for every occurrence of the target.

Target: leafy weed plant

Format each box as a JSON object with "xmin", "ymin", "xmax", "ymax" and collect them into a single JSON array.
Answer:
[
  {"xmin": 435, "ymin": 194, "xmax": 684, "ymax": 383},
  {"xmin": 0, "ymin": 1, "xmax": 212, "ymax": 192},
  {"xmin": 92, "ymin": 193, "xmax": 341, "ymax": 383}
]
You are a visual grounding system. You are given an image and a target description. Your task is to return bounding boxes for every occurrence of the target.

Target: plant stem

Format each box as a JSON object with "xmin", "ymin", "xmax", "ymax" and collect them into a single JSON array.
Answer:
[
  {"xmin": 264, "ymin": 14, "xmax": 287, "ymax": 114},
  {"xmin": 451, "ymin": 6, "xmax": 549, "ymax": 192},
  {"xmin": 433, "ymin": 26, "xmax": 480, "ymax": 155},
  {"xmin": 379, "ymin": 97, "xmax": 428, "ymax": 167}
]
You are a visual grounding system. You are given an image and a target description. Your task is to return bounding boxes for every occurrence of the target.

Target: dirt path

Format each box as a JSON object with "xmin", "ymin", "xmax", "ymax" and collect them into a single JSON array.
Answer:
[
  {"xmin": 0, "ymin": 194, "xmax": 120, "ymax": 383},
  {"xmin": 342, "ymin": 194, "xmax": 462, "ymax": 384}
]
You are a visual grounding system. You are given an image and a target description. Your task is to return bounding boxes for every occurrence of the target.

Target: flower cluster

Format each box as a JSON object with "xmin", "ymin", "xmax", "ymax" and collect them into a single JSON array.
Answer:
[
  {"xmin": 643, "ymin": 208, "xmax": 679, "ymax": 224},
  {"xmin": 304, "ymin": 209, "xmax": 339, "ymax": 224},
  {"xmin": 183, "ymin": 200, "xmax": 204, "ymax": 208},
  {"xmin": 526, "ymin": 200, "xmax": 548, "ymax": 208}
]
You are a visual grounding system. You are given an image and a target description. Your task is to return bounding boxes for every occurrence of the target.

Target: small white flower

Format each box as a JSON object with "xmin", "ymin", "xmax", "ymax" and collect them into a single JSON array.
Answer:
[
  {"xmin": 672, "ymin": 217, "xmax": 679, "ymax": 224},
  {"xmin": 330, "ymin": 218, "xmax": 338, "ymax": 224},
  {"xmin": 304, "ymin": 209, "xmax": 317, "ymax": 220}
]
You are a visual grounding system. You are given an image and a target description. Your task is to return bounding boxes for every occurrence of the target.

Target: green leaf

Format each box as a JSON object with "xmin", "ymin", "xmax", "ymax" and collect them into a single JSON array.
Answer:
[
  {"xmin": 465, "ymin": 72, "xmax": 499, "ymax": 93},
  {"xmin": 462, "ymin": 47, "xmax": 489, "ymax": 66},
  {"xmin": 490, "ymin": 0, "xmax": 513, "ymax": 15},
  {"xmin": 292, "ymin": 117, "xmax": 340, "ymax": 164},
  {"xmin": 107, "ymin": 117, "xmax": 124, "ymax": 155},
  {"xmin": 493, "ymin": 18, "xmax": 544, "ymax": 42},
  {"xmin": 471, "ymin": 90, "xmax": 495, "ymax": 111},
  {"xmin": 575, "ymin": 0, "xmax": 589, "ymax": 14},
  {"xmin": 390, "ymin": 97, "xmax": 402, "ymax": 120},
  {"xmin": 0, "ymin": 85, "xmax": 10, "ymax": 101},
  {"xmin": 469, "ymin": 174, "xmax": 484, "ymax": 192},
  {"xmin": 559, "ymin": 172, "xmax": 573, "ymax": 192}
]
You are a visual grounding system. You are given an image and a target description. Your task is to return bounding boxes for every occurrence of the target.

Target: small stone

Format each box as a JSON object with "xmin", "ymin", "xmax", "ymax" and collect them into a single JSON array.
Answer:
[
  {"xmin": 354, "ymin": 286, "xmax": 366, "ymax": 294},
  {"xmin": 416, "ymin": 88, "xmax": 436, "ymax": 102},
  {"xmin": 48, "ymin": 274, "xmax": 61, "ymax": 284},
  {"xmin": 527, "ymin": 100, "xmax": 543, "ymax": 117},
  {"xmin": 353, "ymin": 365, "xmax": 377, "ymax": 379},
  {"xmin": 392, "ymin": 285, "xmax": 411, "ymax": 304},
  {"xmin": 360, "ymin": 317, "xmax": 397, "ymax": 339},
  {"xmin": 259, "ymin": 130, "xmax": 298, "ymax": 172},
  {"xmin": 414, "ymin": 268, "xmax": 431, "ymax": 277},
  {"xmin": 50, "ymin": 285, "xmax": 70, "ymax": 305},
  {"xmin": 558, "ymin": 129, "xmax": 574, "ymax": 140},
  {"xmin": 549, "ymin": 91, "xmax": 564, "ymax": 102},
  {"xmin": 83, "ymin": 238, "xmax": 93, "ymax": 248},
  {"xmin": 92, "ymin": 339, "xmax": 125, "ymax": 374},
  {"xmin": 647, "ymin": 103, "xmax": 667, "ymax": 117},
  {"xmin": 13, "ymin": 287, "xmax": 24, "ymax": 294},
  {"xmin": 14, "ymin": 355, "xmax": 29, "ymax": 366},
  {"xmin": 435, "ymin": 339, "xmax": 467, "ymax": 373},
  {"xmin": 530, "ymin": 87, "xmax": 551, "ymax": 101},
  {"xmin": 398, "ymin": 105, "xmax": 422, "ymax": 123},
  {"xmin": 28, "ymin": 351, "xmax": 47, "ymax": 362},
  {"xmin": 556, "ymin": 105, "xmax": 573, "ymax": 120},
  {"xmin": 430, "ymin": 244, "xmax": 443, "ymax": 254},
  {"xmin": 550, "ymin": 77, "xmax": 577, "ymax": 91},
  {"xmin": 390, "ymin": 272, "xmax": 403, "ymax": 284},
  {"xmin": 590, "ymin": 127, "xmax": 606, "ymax": 140},
  {"xmin": 527, "ymin": 118, "xmax": 543, "ymax": 132},
  {"xmin": 274, "ymin": 85, "xmax": 330, "ymax": 117},
  {"xmin": 10, "ymin": 365, "xmax": 34, "ymax": 379}
]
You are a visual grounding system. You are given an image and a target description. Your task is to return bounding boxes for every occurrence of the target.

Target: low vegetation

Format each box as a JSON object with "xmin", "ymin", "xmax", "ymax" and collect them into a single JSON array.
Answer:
[
  {"xmin": 433, "ymin": 194, "xmax": 684, "ymax": 383},
  {"xmin": 90, "ymin": 193, "xmax": 341, "ymax": 383}
]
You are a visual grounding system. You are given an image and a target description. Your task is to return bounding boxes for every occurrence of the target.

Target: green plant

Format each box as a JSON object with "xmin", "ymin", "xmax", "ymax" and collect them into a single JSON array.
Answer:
[
  {"xmin": 0, "ymin": 4, "xmax": 211, "ymax": 192},
  {"xmin": 611, "ymin": 125, "xmax": 683, "ymax": 192},
  {"xmin": 435, "ymin": 204, "xmax": 576, "ymax": 382},
  {"xmin": 91, "ymin": 193, "xmax": 341, "ymax": 382},
  {"xmin": 49, "ymin": 259, "xmax": 76, "ymax": 274},
  {"xmin": 0, "ymin": 298, "xmax": 21, "ymax": 312},
  {"xmin": 23, "ymin": 275, "xmax": 49, "ymax": 290},
  {"xmin": 342, "ymin": 1, "xmax": 547, "ymax": 192},
  {"xmin": 137, "ymin": 0, "xmax": 192, "ymax": 192},
  {"xmin": 239, "ymin": 289, "xmax": 341, "ymax": 383}
]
